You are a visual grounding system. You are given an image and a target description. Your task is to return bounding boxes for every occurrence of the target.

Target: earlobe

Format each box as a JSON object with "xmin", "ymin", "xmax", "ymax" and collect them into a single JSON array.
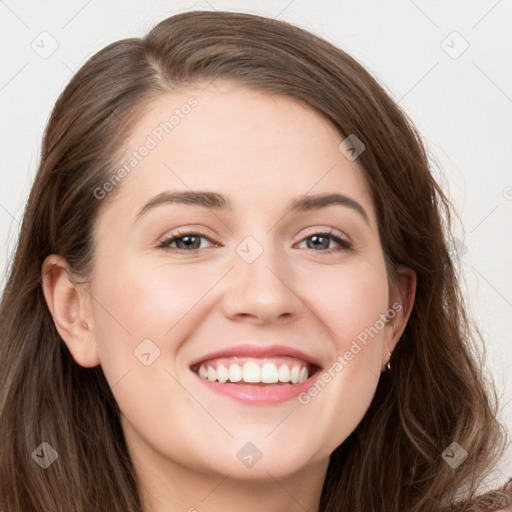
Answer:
[{"xmin": 41, "ymin": 254, "xmax": 100, "ymax": 368}]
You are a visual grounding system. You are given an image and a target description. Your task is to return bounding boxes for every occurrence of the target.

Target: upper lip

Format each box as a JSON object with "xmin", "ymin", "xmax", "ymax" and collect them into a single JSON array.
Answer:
[{"xmin": 189, "ymin": 343, "xmax": 323, "ymax": 369}]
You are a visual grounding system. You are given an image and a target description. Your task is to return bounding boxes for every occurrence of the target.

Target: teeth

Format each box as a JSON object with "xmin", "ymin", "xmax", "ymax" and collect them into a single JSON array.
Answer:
[
  {"xmin": 261, "ymin": 363, "xmax": 279, "ymax": 383},
  {"xmin": 243, "ymin": 362, "xmax": 260, "ymax": 383},
  {"xmin": 217, "ymin": 364, "xmax": 229, "ymax": 383},
  {"xmin": 228, "ymin": 363, "xmax": 243, "ymax": 382},
  {"xmin": 278, "ymin": 364, "xmax": 291, "ymax": 382},
  {"xmin": 207, "ymin": 366, "xmax": 217, "ymax": 382},
  {"xmin": 196, "ymin": 361, "xmax": 310, "ymax": 384}
]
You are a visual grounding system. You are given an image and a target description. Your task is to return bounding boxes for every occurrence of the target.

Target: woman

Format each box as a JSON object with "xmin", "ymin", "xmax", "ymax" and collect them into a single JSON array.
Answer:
[{"xmin": 0, "ymin": 10, "xmax": 510, "ymax": 512}]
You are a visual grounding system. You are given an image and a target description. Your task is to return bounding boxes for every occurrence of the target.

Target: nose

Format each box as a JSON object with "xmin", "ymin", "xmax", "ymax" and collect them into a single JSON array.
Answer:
[{"xmin": 221, "ymin": 237, "xmax": 301, "ymax": 325}]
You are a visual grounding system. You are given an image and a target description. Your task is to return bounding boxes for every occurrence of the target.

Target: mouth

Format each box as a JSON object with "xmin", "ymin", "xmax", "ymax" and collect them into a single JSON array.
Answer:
[
  {"xmin": 190, "ymin": 357, "xmax": 321, "ymax": 386},
  {"xmin": 189, "ymin": 344, "xmax": 323, "ymax": 404}
]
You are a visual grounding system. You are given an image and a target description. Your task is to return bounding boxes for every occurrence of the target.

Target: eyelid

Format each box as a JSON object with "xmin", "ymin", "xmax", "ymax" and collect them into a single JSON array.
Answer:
[
  {"xmin": 300, "ymin": 227, "xmax": 351, "ymax": 244},
  {"xmin": 156, "ymin": 224, "xmax": 217, "ymax": 243}
]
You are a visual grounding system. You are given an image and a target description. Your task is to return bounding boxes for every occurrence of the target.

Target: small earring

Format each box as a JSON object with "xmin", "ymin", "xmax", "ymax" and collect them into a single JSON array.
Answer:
[
  {"xmin": 386, "ymin": 351, "xmax": 392, "ymax": 371},
  {"xmin": 82, "ymin": 321, "xmax": 89, "ymax": 330}
]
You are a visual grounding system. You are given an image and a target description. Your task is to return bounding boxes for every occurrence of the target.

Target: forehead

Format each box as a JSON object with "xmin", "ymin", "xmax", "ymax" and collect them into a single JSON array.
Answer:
[{"xmin": 101, "ymin": 81, "xmax": 375, "ymax": 224}]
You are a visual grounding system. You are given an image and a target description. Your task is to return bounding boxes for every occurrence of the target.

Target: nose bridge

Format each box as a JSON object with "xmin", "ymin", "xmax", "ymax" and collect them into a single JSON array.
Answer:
[{"xmin": 224, "ymin": 233, "xmax": 298, "ymax": 321}]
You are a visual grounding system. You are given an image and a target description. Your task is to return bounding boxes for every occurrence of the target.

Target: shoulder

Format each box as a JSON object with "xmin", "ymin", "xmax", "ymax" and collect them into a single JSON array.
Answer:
[
  {"xmin": 471, "ymin": 477, "xmax": 512, "ymax": 512},
  {"xmin": 490, "ymin": 478, "xmax": 512, "ymax": 511}
]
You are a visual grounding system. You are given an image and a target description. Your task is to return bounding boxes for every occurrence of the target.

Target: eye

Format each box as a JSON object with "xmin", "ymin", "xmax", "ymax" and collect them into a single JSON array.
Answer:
[
  {"xmin": 296, "ymin": 229, "xmax": 352, "ymax": 253},
  {"xmin": 158, "ymin": 230, "xmax": 217, "ymax": 252}
]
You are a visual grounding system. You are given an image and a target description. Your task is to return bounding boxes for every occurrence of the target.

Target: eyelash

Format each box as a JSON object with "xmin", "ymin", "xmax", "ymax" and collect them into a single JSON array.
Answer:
[{"xmin": 157, "ymin": 228, "xmax": 352, "ymax": 254}]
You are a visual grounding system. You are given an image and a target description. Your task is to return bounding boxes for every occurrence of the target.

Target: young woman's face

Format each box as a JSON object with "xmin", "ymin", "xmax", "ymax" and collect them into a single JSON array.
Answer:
[{"xmin": 77, "ymin": 82, "xmax": 411, "ymax": 483}]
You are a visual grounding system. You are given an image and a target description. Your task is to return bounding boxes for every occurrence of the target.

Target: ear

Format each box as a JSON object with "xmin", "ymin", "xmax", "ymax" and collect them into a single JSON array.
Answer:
[
  {"xmin": 382, "ymin": 264, "xmax": 417, "ymax": 369},
  {"xmin": 41, "ymin": 254, "xmax": 100, "ymax": 368}
]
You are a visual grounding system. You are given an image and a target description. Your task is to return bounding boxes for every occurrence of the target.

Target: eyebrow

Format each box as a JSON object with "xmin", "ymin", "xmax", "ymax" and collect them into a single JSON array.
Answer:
[{"xmin": 135, "ymin": 190, "xmax": 370, "ymax": 224}]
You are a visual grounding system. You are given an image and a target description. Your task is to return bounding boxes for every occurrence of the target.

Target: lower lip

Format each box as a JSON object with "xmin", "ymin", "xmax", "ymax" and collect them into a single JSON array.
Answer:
[{"xmin": 192, "ymin": 370, "xmax": 320, "ymax": 405}]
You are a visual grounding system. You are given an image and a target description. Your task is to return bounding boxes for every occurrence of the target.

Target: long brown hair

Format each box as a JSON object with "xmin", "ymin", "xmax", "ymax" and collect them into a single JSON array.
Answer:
[{"xmin": 0, "ymin": 10, "xmax": 510, "ymax": 512}]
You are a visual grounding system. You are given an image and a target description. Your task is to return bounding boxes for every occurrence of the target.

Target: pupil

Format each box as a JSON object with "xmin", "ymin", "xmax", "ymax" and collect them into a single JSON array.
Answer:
[
  {"xmin": 309, "ymin": 235, "xmax": 328, "ymax": 250},
  {"xmin": 178, "ymin": 236, "xmax": 199, "ymax": 249}
]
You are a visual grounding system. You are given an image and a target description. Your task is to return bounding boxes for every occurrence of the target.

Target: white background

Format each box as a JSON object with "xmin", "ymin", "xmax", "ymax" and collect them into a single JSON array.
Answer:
[{"xmin": 1, "ymin": 0, "xmax": 511, "ymax": 488}]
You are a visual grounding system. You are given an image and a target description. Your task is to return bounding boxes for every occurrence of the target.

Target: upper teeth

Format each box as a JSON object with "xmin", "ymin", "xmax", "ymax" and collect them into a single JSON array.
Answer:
[{"xmin": 197, "ymin": 362, "xmax": 309, "ymax": 384}]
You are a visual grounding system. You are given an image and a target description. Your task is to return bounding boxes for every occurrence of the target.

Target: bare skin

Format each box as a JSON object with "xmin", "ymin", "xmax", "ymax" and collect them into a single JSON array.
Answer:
[{"xmin": 42, "ymin": 80, "xmax": 416, "ymax": 511}]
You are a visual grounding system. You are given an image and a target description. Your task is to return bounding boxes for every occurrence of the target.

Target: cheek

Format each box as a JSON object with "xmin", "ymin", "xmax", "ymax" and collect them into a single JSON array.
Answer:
[
  {"xmin": 305, "ymin": 259, "xmax": 390, "ymax": 348},
  {"xmin": 291, "ymin": 259, "xmax": 391, "ymax": 451},
  {"xmin": 88, "ymin": 260, "xmax": 212, "ymax": 436},
  {"xmin": 89, "ymin": 258, "xmax": 212, "ymax": 378},
  {"xmin": 92, "ymin": 257, "xmax": 212, "ymax": 332}
]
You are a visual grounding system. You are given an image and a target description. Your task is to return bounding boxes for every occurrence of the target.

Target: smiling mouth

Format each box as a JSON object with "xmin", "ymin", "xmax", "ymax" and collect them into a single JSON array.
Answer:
[{"xmin": 190, "ymin": 357, "xmax": 321, "ymax": 385}]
